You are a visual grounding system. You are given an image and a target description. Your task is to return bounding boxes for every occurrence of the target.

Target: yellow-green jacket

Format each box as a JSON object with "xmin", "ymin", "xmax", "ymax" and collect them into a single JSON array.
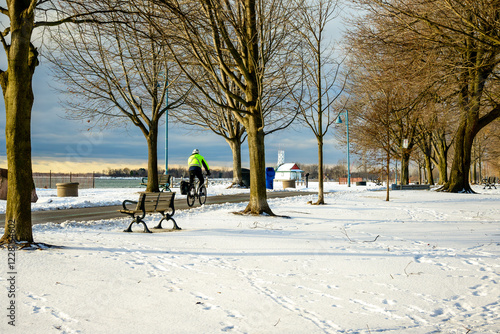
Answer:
[{"xmin": 188, "ymin": 153, "xmax": 210, "ymax": 172}]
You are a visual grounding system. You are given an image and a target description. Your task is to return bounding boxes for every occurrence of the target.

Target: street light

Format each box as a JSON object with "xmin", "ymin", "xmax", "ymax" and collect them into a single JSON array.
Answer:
[
  {"xmin": 335, "ymin": 110, "xmax": 350, "ymax": 187},
  {"xmin": 165, "ymin": 75, "xmax": 169, "ymax": 175},
  {"xmin": 159, "ymin": 70, "xmax": 169, "ymax": 175},
  {"xmin": 400, "ymin": 138, "xmax": 409, "ymax": 189}
]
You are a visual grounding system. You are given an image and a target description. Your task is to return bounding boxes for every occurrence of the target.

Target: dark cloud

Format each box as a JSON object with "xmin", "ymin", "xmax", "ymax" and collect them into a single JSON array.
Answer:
[{"xmin": 1, "ymin": 65, "xmax": 346, "ymax": 171}]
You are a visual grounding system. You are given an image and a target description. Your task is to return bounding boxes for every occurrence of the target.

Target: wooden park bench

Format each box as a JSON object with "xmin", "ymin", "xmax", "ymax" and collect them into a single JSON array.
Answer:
[
  {"xmin": 141, "ymin": 174, "xmax": 172, "ymax": 192},
  {"xmin": 483, "ymin": 177, "xmax": 497, "ymax": 190},
  {"xmin": 119, "ymin": 192, "xmax": 180, "ymax": 233}
]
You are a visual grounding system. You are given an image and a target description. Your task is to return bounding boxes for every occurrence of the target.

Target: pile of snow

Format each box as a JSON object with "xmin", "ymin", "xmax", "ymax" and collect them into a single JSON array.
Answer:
[{"xmin": 0, "ymin": 185, "xmax": 499, "ymax": 333}]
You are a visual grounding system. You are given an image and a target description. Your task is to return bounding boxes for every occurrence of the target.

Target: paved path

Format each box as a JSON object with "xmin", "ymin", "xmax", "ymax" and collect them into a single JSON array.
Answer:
[{"xmin": 0, "ymin": 191, "xmax": 314, "ymax": 225}]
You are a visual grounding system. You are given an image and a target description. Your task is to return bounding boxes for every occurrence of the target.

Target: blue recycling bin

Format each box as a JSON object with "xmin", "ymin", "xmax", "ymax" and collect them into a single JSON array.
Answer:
[{"xmin": 266, "ymin": 167, "xmax": 275, "ymax": 189}]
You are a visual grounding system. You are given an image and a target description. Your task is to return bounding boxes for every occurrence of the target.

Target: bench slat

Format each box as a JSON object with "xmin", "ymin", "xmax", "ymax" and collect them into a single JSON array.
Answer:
[
  {"xmin": 119, "ymin": 209, "xmax": 140, "ymax": 214},
  {"xmin": 141, "ymin": 175, "xmax": 171, "ymax": 186},
  {"xmin": 155, "ymin": 204, "xmax": 172, "ymax": 211},
  {"xmin": 156, "ymin": 198, "xmax": 173, "ymax": 204},
  {"xmin": 140, "ymin": 193, "xmax": 174, "ymax": 212},
  {"xmin": 158, "ymin": 175, "xmax": 170, "ymax": 182},
  {"xmin": 143, "ymin": 202, "xmax": 159, "ymax": 211}
]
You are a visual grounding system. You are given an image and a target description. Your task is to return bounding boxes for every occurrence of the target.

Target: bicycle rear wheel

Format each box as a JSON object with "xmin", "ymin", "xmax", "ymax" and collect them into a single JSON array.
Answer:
[
  {"xmin": 187, "ymin": 185, "xmax": 196, "ymax": 207},
  {"xmin": 198, "ymin": 185, "xmax": 207, "ymax": 205}
]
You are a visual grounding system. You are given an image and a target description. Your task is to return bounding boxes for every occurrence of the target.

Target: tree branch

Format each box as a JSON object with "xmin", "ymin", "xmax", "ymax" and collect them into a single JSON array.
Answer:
[
  {"xmin": 26, "ymin": 0, "xmax": 37, "ymax": 17},
  {"xmin": 478, "ymin": 105, "xmax": 500, "ymax": 131},
  {"xmin": 0, "ymin": 28, "xmax": 9, "ymax": 56},
  {"xmin": 34, "ymin": 10, "xmax": 136, "ymax": 28},
  {"xmin": 0, "ymin": 6, "xmax": 8, "ymax": 16}
]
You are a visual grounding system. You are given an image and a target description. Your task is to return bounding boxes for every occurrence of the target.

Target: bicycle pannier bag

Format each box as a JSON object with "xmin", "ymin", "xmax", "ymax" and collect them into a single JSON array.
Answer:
[{"xmin": 180, "ymin": 181, "xmax": 189, "ymax": 195}]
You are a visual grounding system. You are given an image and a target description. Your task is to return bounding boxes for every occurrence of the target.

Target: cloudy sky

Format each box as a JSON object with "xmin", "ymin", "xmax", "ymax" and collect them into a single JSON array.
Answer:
[{"xmin": 0, "ymin": 6, "xmax": 352, "ymax": 174}]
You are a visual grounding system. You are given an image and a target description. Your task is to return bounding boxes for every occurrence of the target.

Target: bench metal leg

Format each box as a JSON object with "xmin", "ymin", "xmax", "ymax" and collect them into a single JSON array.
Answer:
[
  {"xmin": 170, "ymin": 218, "xmax": 181, "ymax": 230},
  {"xmin": 124, "ymin": 217, "xmax": 153, "ymax": 233},
  {"xmin": 153, "ymin": 217, "xmax": 165, "ymax": 229},
  {"xmin": 153, "ymin": 216, "xmax": 181, "ymax": 230},
  {"xmin": 123, "ymin": 221, "xmax": 134, "ymax": 233},
  {"xmin": 141, "ymin": 220, "xmax": 153, "ymax": 233}
]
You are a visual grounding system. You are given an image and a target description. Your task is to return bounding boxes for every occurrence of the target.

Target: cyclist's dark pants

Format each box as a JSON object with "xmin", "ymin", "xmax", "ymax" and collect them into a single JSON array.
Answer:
[{"xmin": 189, "ymin": 166, "xmax": 204, "ymax": 188}]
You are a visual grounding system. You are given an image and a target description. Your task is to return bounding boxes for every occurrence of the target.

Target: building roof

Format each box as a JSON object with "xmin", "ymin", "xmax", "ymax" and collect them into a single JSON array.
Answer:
[{"xmin": 277, "ymin": 163, "xmax": 303, "ymax": 172}]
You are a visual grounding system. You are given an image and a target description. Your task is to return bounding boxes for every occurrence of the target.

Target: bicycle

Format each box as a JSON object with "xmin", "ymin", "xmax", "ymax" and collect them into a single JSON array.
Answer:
[{"xmin": 186, "ymin": 175, "xmax": 208, "ymax": 207}]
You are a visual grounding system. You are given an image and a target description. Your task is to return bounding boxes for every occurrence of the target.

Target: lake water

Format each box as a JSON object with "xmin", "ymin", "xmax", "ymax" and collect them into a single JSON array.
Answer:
[
  {"xmin": 34, "ymin": 176, "xmax": 146, "ymax": 189},
  {"xmin": 94, "ymin": 178, "xmax": 144, "ymax": 188},
  {"xmin": 34, "ymin": 176, "xmax": 230, "ymax": 189}
]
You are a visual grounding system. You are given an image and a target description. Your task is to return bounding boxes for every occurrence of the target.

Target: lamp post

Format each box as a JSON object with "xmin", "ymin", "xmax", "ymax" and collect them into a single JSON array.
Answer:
[
  {"xmin": 400, "ymin": 138, "xmax": 409, "ymax": 189},
  {"xmin": 335, "ymin": 110, "xmax": 351, "ymax": 187},
  {"xmin": 159, "ymin": 70, "xmax": 169, "ymax": 175},
  {"xmin": 395, "ymin": 160, "xmax": 398, "ymax": 187},
  {"xmin": 165, "ymin": 74, "xmax": 168, "ymax": 175}
]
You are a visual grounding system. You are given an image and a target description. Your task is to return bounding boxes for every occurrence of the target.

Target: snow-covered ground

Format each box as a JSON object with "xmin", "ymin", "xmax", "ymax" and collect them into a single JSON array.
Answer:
[
  {"xmin": 0, "ymin": 181, "xmax": 380, "ymax": 213},
  {"xmin": 0, "ymin": 183, "xmax": 499, "ymax": 333},
  {"xmin": 0, "ymin": 181, "xmax": 255, "ymax": 213}
]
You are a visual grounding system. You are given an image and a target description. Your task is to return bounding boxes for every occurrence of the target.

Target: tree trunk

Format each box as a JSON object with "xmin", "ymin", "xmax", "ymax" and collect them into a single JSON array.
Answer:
[
  {"xmin": 417, "ymin": 164, "xmax": 422, "ymax": 184},
  {"xmin": 478, "ymin": 157, "xmax": 482, "ymax": 183},
  {"xmin": 240, "ymin": 0, "xmax": 272, "ymax": 215},
  {"xmin": 146, "ymin": 124, "xmax": 160, "ymax": 192},
  {"xmin": 386, "ymin": 128, "xmax": 390, "ymax": 201},
  {"xmin": 424, "ymin": 153, "xmax": 434, "ymax": 185},
  {"xmin": 472, "ymin": 155, "xmax": 477, "ymax": 184},
  {"xmin": 401, "ymin": 150, "xmax": 410, "ymax": 185},
  {"xmin": 434, "ymin": 135, "xmax": 449, "ymax": 185},
  {"xmin": 421, "ymin": 137, "xmax": 433, "ymax": 185},
  {"xmin": 0, "ymin": 5, "xmax": 37, "ymax": 244},
  {"xmin": 313, "ymin": 31, "xmax": 324, "ymax": 205},
  {"xmin": 315, "ymin": 137, "xmax": 325, "ymax": 204},
  {"xmin": 2, "ymin": 80, "xmax": 35, "ymax": 243},
  {"xmin": 242, "ymin": 113, "xmax": 272, "ymax": 215},
  {"xmin": 227, "ymin": 138, "xmax": 243, "ymax": 187},
  {"xmin": 441, "ymin": 115, "xmax": 476, "ymax": 193},
  {"xmin": 385, "ymin": 152, "xmax": 390, "ymax": 202}
]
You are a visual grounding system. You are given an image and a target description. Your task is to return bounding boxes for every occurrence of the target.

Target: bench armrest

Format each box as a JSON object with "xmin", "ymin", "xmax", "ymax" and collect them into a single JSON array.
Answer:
[
  {"xmin": 141, "ymin": 177, "xmax": 148, "ymax": 183},
  {"xmin": 122, "ymin": 200, "xmax": 138, "ymax": 211}
]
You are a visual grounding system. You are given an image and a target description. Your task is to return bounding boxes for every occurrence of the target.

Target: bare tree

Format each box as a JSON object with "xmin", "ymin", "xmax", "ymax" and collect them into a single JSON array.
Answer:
[
  {"xmin": 173, "ymin": 28, "xmax": 300, "ymax": 189},
  {"xmin": 172, "ymin": 77, "xmax": 247, "ymax": 187},
  {"xmin": 289, "ymin": 0, "xmax": 347, "ymax": 204},
  {"xmin": 482, "ymin": 120, "xmax": 500, "ymax": 177},
  {"xmin": 353, "ymin": 0, "xmax": 500, "ymax": 193},
  {"xmin": 47, "ymin": 2, "xmax": 186, "ymax": 192},
  {"xmin": 472, "ymin": 122, "xmax": 500, "ymax": 182},
  {"xmin": 0, "ymin": 0, "xmax": 133, "ymax": 245},
  {"xmin": 345, "ymin": 82, "xmax": 406, "ymax": 200},
  {"xmin": 150, "ymin": 0, "xmax": 297, "ymax": 215},
  {"xmin": 417, "ymin": 99, "xmax": 456, "ymax": 185},
  {"xmin": 343, "ymin": 24, "xmax": 432, "ymax": 193}
]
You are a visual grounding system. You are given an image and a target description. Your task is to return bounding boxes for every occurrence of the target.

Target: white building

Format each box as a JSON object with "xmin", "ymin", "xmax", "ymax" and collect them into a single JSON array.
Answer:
[{"xmin": 275, "ymin": 163, "xmax": 304, "ymax": 181}]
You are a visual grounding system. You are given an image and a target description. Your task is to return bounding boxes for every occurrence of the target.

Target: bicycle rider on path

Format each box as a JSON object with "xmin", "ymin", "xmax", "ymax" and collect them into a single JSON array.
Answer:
[{"xmin": 188, "ymin": 149, "xmax": 211, "ymax": 188}]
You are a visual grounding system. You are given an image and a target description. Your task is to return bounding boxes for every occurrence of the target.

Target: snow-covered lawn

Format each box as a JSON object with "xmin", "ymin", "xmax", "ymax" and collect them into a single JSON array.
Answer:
[
  {"xmin": 0, "ymin": 180, "xmax": 324, "ymax": 213},
  {"xmin": 1, "ymin": 184, "xmax": 499, "ymax": 333}
]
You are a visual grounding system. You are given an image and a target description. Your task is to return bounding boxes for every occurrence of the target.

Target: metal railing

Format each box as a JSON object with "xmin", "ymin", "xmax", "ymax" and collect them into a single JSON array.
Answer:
[
  {"xmin": 33, "ymin": 172, "xmax": 95, "ymax": 189},
  {"xmin": 33, "ymin": 173, "xmax": 234, "ymax": 189}
]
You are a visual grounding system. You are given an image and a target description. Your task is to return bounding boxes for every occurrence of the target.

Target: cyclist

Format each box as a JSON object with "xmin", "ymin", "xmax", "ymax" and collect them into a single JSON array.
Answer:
[{"xmin": 188, "ymin": 149, "xmax": 210, "ymax": 188}]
